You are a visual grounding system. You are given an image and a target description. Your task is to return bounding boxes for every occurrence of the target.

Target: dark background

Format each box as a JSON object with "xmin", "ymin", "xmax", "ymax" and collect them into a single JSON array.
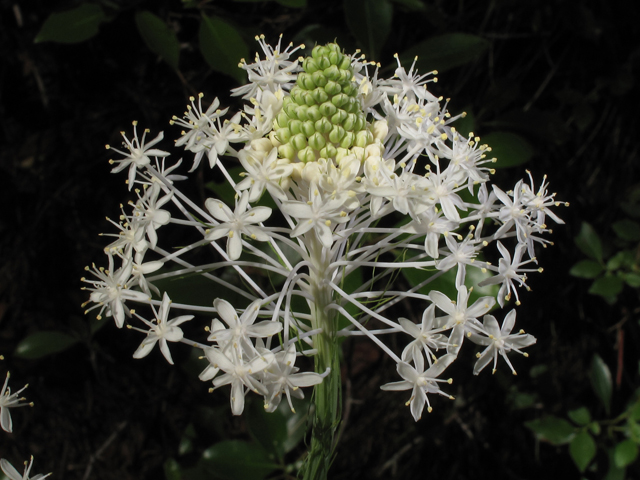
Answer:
[{"xmin": 1, "ymin": 0, "xmax": 639, "ymax": 478}]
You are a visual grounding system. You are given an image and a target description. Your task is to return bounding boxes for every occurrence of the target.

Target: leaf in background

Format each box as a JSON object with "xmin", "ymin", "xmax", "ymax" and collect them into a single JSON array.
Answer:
[
  {"xmin": 281, "ymin": 396, "xmax": 311, "ymax": 453},
  {"xmin": 482, "ymin": 132, "xmax": 534, "ymax": 169},
  {"xmin": 589, "ymin": 275, "xmax": 624, "ymax": 299},
  {"xmin": 605, "ymin": 447, "xmax": 626, "ymax": 480},
  {"xmin": 624, "ymin": 273, "xmax": 640, "ymax": 288},
  {"xmin": 402, "ymin": 261, "xmax": 498, "ymax": 305},
  {"xmin": 199, "ymin": 15, "xmax": 249, "ymax": 83},
  {"xmin": 398, "ymin": 33, "xmax": 489, "ymax": 73},
  {"xmin": 569, "ymin": 431, "xmax": 596, "ymax": 472},
  {"xmin": 614, "ymin": 439, "xmax": 639, "ymax": 468},
  {"xmin": 570, "ymin": 260, "xmax": 603, "ymax": 279},
  {"xmin": 568, "ymin": 407, "xmax": 592, "ymax": 426},
  {"xmin": 575, "ymin": 222, "xmax": 603, "ymax": 262},
  {"xmin": 14, "ymin": 331, "xmax": 79, "ymax": 359},
  {"xmin": 590, "ymin": 354, "xmax": 612, "ymax": 415},
  {"xmin": 163, "ymin": 458, "xmax": 182, "ymax": 480},
  {"xmin": 200, "ymin": 440, "xmax": 279, "ymax": 480},
  {"xmin": 524, "ymin": 416, "xmax": 576, "ymax": 445},
  {"xmin": 135, "ymin": 11, "xmax": 180, "ymax": 70},
  {"xmin": 343, "ymin": 0, "xmax": 393, "ymax": 61},
  {"xmin": 244, "ymin": 398, "xmax": 288, "ymax": 460},
  {"xmin": 483, "ymin": 108, "xmax": 569, "ymax": 146},
  {"xmin": 612, "ymin": 219, "xmax": 640, "ymax": 241},
  {"xmin": 35, "ymin": 4, "xmax": 106, "ymax": 44},
  {"xmin": 205, "ymin": 166, "xmax": 244, "ymax": 205}
]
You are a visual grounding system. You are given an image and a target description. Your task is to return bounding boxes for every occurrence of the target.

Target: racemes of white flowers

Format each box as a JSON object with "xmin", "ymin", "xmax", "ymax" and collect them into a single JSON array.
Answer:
[{"xmin": 83, "ymin": 37, "xmax": 565, "ymax": 422}]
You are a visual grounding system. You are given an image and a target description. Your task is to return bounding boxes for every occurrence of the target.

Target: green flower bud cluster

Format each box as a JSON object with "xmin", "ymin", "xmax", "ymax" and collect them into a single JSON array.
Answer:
[{"xmin": 274, "ymin": 43, "xmax": 373, "ymax": 163}]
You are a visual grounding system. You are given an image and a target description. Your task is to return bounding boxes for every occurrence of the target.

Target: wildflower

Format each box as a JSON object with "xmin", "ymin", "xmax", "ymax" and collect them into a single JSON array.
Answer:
[
  {"xmin": 129, "ymin": 292, "xmax": 193, "ymax": 365},
  {"xmin": 0, "ymin": 457, "xmax": 51, "ymax": 480},
  {"xmin": 107, "ymin": 122, "xmax": 169, "ymax": 189},
  {"xmin": 0, "ymin": 372, "xmax": 32, "ymax": 433},
  {"xmin": 381, "ymin": 353, "xmax": 456, "ymax": 421},
  {"xmin": 204, "ymin": 191, "xmax": 273, "ymax": 260},
  {"xmin": 471, "ymin": 310, "xmax": 536, "ymax": 375}
]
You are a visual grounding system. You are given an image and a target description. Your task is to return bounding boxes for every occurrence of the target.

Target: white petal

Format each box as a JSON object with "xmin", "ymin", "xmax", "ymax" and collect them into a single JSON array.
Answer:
[{"xmin": 214, "ymin": 299, "xmax": 238, "ymax": 327}]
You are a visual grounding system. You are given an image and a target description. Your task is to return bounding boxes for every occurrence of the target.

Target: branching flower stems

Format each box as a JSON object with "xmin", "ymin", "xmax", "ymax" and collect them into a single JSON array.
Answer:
[{"xmin": 83, "ymin": 37, "xmax": 566, "ymax": 478}]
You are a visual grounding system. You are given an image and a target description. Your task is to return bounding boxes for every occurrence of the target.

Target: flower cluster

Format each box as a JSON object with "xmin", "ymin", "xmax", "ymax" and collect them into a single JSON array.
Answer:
[
  {"xmin": 83, "ymin": 36, "xmax": 565, "ymax": 422},
  {"xmin": 1, "ymin": 357, "xmax": 50, "ymax": 479}
]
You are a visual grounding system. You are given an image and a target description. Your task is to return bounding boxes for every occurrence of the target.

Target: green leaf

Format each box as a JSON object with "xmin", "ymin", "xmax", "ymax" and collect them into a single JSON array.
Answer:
[
  {"xmin": 570, "ymin": 260, "xmax": 604, "ymax": 279},
  {"xmin": 402, "ymin": 259, "xmax": 498, "ymax": 305},
  {"xmin": 589, "ymin": 276, "xmax": 624, "ymax": 299},
  {"xmin": 244, "ymin": 398, "xmax": 288, "ymax": 460},
  {"xmin": 35, "ymin": 4, "xmax": 106, "ymax": 44},
  {"xmin": 590, "ymin": 354, "xmax": 612, "ymax": 415},
  {"xmin": 482, "ymin": 132, "xmax": 534, "ymax": 169},
  {"xmin": 135, "ymin": 11, "xmax": 180, "ymax": 70},
  {"xmin": 398, "ymin": 33, "xmax": 490, "ymax": 73},
  {"xmin": 613, "ymin": 219, "xmax": 640, "ymax": 242},
  {"xmin": 163, "ymin": 458, "xmax": 182, "ymax": 480},
  {"xmin": 568, "ymin": 407, "xmax": 592, "ymax": 426},
  {"xmin": 199, "ymin": 15, "xmax": 249, "ymax": 83},
  {"xmin": 589, "ymin": 422, "xmax": 601, "ymax": 435},
  {"xmin": 569, "ymin": 431, "xmax": 596, "ymax": 472},
  {"xmin": 624, "ymin": 272, "xmax": 640, "ymax": 288},
  {"xmin": 343, "ymin": 0, "xmax": 393, "ymax": 60},
  {"xmin": 276, "ymin": 0, "xmax": 307, "ymax": 6},
  {"xmin": 200, "ymin": 440, "xmax": 279, "ymax": 480},
  {"xmin": 14, "ymin": 331, "xmax": 79, "ymax": 359},
  {"xmin": 525, "ymin": 416, "xmax": 576, "ymax": 445},
  {"xmin": 614, "ymin": 439, "xmax": 639, "ymax": 468},
  {"xmin": 575, "ymin": 222, "xmax": 603, "ymax": 262},
  {"xmin": 607, "ymin": 251, "xmax": 627, "ymax": 271},
  {"xmin": 605, "ymin": 447, "xmax": 626, "ymax": 480},
  {"xmin": 281, "ymin": 396, "xmax": 311, "ymax": 453}
]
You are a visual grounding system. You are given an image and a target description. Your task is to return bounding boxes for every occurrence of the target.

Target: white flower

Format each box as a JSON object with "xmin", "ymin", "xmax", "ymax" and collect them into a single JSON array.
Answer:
[
  {"xmin": 232, "ymin": 35, "xmax": 302, "ymax": 99},
  {"xmin": 281, "ymin": 183, "xmax": 357, "ymax": 248},
  {"xmin": 380, "ymin": 353, "xmax": 455, "ymax": 421},
  {"xmin": 82, "ymin": 253, "xmax": 148, "ymax": 328},
  {"xmin": 209, "ymin": 298, "xmax": 282, "ymax": 355},
  {"xmin": 237, "ymin": 146, "xmax": 294, "ymax": 202},
  {"xmin": 471, "ymin": 311, "xmax": 536, "ymax": 375},
  {"xmin": 520, "ymin": 171, "xmax": 565, "ymax": 228},
  {"xmin": 404, "ymin": 208, "xmax": 455, "ymax": 258},
  {"xmin": 379, "ymin": 54, "xmax": 439, "ymax": 103},
  {"xmin": 0, "ymin": 372, "xmax": 32, "ymax": 433},
  {"xmin": 435, "ymin": 234, "xmax": 479, "ymax": 288},
  {"xmin": 204, "ymin": 191, "xmax": 272, "ymax": 260},
  {"xmin": 130, "ymin": 292, "xmax": 193, "ymax": 365},
  {"xmin": 172, "ymin": 94, "xmax": 227, "ymax": 150},
  {"xmin": 478, "ymin": 242, "xmax": 537, "ymax": 307},
  {"xmin": 429, "ymin": 285, "xmax": 495, "ymax": 355},
  {"xmin": 107, "ymin": 123, "xmax": 169, "ymax": 189},
  {"xmin": 0, "ymin": 457, "xmax": 50, "ymax": 480},
  {"xmin": 263, "ymin": 344, "xmax": 324, "ymax": 412},
  {"xmin": 130, "ymin": 183, "xmax": 172, "ymax": 249},
  {"xmin": 204, "ymin": 347, "xmax": 275, "ymax": 415},
  {"xmin": 398, "ymin": 304, "xmax": 449, "ymax": 369}
]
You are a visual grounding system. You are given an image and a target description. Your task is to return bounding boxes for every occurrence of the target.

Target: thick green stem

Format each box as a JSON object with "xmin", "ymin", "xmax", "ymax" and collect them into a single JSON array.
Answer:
[{"xmin": 301, "ymin": 246, "xmax": 342, "ymax": 480}]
